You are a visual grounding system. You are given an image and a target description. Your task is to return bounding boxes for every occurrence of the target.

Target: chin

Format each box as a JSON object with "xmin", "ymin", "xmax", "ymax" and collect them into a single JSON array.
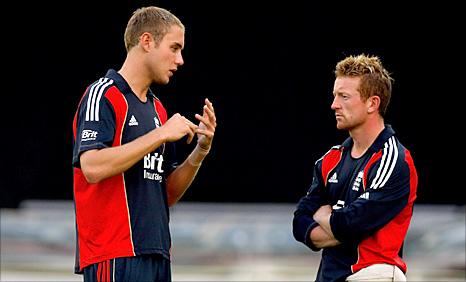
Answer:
[
  {"xmin": 156, "ymin": 78, "xmax": 170, "ymax": 85},
  {"xmin": 336, "ymin": 123, "xmax": 347, "ymax": 130}
]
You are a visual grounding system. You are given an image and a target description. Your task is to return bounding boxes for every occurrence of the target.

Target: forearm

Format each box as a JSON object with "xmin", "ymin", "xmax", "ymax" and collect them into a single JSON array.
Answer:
[
  {"xmin": 166, "ymin": 145, "xmax": 209, "ymax": 206},
  {"xmin": 312, "ymin": 205, "xmax": 340, "ymax": 247},
  {"xmin": 80, "ymin": 128, "xmax": 166, "ymax": 183},
  {"xmin": 310, "ymin": 225, "xmax": 340, "ymax": 248},
  {"xmin": 314, "ymin": 212, "xmax": 335, "ymax": 239}
]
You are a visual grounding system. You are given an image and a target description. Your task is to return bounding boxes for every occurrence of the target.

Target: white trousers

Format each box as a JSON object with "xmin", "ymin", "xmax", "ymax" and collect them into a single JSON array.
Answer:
[{"xmin": 346, "ymin": 264, "xmax": 407, "ymax": 282}]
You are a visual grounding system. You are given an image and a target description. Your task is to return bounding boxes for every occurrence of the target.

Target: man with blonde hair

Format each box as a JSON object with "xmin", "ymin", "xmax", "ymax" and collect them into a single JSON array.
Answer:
[
  {"xmin": 293, "ymin": 54, "xmax": 417, "ymax": 281},
  {"xmin": 72, "ymin": 6, "xmax": 217, "ymax": 281}
]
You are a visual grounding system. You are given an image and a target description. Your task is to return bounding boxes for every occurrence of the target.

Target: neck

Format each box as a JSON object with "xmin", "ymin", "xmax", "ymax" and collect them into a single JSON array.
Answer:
[
  {"xmin": 349, "ymin": 118, "xmax": 385, "ymax": 158},
  {"xmin": 118, "ymin": 55, "xmax": 151, "ymax": 102}
]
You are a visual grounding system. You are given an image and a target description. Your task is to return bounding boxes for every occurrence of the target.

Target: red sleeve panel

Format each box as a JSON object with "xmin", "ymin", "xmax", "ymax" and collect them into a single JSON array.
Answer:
[{"xmin": 74, "ymin": 86, "xmax": 135, "ymax": 271}]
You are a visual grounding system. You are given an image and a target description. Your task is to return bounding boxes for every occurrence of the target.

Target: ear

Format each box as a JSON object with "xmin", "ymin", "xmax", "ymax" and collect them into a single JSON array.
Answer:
[
  {"xmin": 139, "ymin": 32, "xmax": 153, "ymax": 52},
  {"xmin": 367, "ymin": 95, "xmax": 380, "ymax": 114}
]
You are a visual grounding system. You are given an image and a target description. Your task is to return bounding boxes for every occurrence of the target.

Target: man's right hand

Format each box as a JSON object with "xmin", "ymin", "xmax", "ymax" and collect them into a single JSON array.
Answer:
[{"xmin": 160, "ymin": 113, "xmax": 198, "ymax": 144}]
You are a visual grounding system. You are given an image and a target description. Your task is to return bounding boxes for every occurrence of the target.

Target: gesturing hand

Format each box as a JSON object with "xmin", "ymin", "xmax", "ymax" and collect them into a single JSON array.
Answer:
[
  {"xmin": 194, "ymin": 98, "xmax": 216, "ymax": 150},
  {"xmin": 162, "ymin": 113, "xmax": 198, "ymax": 144}
]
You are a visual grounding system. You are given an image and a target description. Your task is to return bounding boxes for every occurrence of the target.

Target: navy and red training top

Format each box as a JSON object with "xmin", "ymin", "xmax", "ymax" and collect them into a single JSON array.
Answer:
[
  {"xmin": 293, "ymin": 125, "xmax": 418, "ymax": 282},
  {"xmin": 72, "ymin": 69, "xmax": 177, "ymax": 273}
]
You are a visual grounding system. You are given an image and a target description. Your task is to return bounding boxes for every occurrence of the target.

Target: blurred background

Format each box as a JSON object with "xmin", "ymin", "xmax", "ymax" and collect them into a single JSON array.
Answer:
[
  {"xmin": 1, "ymin": 201, "xmax": 465, "ymax": 281},
  {"xmin": 1, "ymin": 0, "xmax": 464, "ymax": 281}
]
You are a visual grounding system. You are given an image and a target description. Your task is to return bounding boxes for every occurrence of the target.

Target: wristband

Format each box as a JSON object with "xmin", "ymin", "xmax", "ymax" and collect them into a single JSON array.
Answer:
[{"xmin": 187, "ymin": 145, "xmax": 210, "ymax": 166}]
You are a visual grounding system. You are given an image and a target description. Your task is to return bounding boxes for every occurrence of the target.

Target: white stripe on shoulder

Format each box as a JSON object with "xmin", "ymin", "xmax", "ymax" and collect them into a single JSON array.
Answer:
[
  {"xmin": 370, "ymin": 136, "xmax": 397, "ymax": 189},
  {"xmin": 85, "ymin": 78, "xmax": 105, "ymax": 121},
  {"xmin": 89, "ymin": 78, "xmax": 109, "ymax": 121},
  {"xmin": 370, "ymin": 141, "xmax": 389, "ymax": 188},
  {"xmin": 379, "ymin": 137, "xmax": 399, "ymax": 188},
  {"xmin": 84, "ymin": 78, "xmax": 114, "ymax": 121},
  {"xmin": 94, "ymin": 79, "xmax": 114, "ymax": 121}
]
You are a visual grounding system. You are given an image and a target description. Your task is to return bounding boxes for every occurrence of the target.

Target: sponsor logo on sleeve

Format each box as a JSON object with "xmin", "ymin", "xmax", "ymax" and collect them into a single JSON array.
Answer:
[{"xmin": 81, "ymin": 130, "xmax": 98, "ymax": 141}]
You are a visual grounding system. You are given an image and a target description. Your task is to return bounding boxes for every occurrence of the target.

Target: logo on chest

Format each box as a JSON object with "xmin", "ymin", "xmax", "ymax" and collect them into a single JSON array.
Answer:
[
  {"xmin": 143, "ymin": 152, "xmax": 164, "ymax": 182},
  {"xmin": 154, "ymin": 117, "xmax": 160, "ymax": 127},
  {"xmin": 328, "ymin": 172, "xmax": 338, "ymax": 183},
  {"xmin": 352, "ymin": 171, "xmax": 364, "ymax": 191},
  {"xmin": 128, "ymin": 115, "xmax": 139, "ymax": 126}
]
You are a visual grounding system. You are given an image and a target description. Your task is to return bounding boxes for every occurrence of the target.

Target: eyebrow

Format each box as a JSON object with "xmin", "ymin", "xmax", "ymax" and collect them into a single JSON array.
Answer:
[
  {"xmin": 333, "ymin": 91, "xmax": 350, "ymax": 96},
  {"xmin": 172, "ymin": 42, "xmax": 183, "ymax": 50}
]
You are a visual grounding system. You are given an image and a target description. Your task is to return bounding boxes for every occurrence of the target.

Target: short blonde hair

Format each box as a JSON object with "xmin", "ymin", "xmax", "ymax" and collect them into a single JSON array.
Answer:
[
  {"xmin": 335, "ymin": 54, "xmax": 393, "ymax": 116},
  {"xmin": 124, "ymin": 6, "xmax": 184, "ymax": 52}
]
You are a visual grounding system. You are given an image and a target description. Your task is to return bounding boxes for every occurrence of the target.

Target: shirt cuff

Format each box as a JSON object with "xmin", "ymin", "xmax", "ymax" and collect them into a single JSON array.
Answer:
[{"xmin": 304, "ymin": 221, "xmax": 321, "ymax": 251}]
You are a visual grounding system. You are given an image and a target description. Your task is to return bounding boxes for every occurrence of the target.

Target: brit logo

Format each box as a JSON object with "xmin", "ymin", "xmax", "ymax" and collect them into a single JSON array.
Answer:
[
  {"xmin": 81, "ymin": 130, "xmax": 98, "ymax": 141},
  {"xmin": 129, "ymin": 115, "xmax": 139, "ymax": 126},
  {"xmin": 328, "ymin": 172, "xmax": 338, "ymax": 183},
  {"xmin": 143, "ymin": 152, "xmax": 164, "ymax": 182}
]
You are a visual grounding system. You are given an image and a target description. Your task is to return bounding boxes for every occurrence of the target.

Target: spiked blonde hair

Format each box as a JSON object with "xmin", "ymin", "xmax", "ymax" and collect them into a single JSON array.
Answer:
[{"xmin": 335, "ymin": 54, "xmax": 393, "ymax": 116}]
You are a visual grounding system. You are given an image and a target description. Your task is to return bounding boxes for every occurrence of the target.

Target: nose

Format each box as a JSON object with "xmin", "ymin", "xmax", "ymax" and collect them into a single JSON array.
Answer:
[
  {"xmin": 331, "ymin": 96, "xmax": 339, "ymax": 110},
  {"xmin": 175, "ymin": 52, "xmax": 184, "ymax": 66}
]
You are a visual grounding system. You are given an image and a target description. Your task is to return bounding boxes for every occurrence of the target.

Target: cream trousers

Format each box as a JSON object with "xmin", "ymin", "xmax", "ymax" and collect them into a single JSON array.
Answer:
[{"xmin": 346, "ymin": 264, "xmax": 407, "ymax": 282}]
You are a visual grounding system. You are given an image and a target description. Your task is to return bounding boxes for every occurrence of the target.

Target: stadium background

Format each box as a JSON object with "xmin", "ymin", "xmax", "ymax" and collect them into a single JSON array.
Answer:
[{"xmin": 1, "ymin": 0, "xmax": 464, "ymax": 281}]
